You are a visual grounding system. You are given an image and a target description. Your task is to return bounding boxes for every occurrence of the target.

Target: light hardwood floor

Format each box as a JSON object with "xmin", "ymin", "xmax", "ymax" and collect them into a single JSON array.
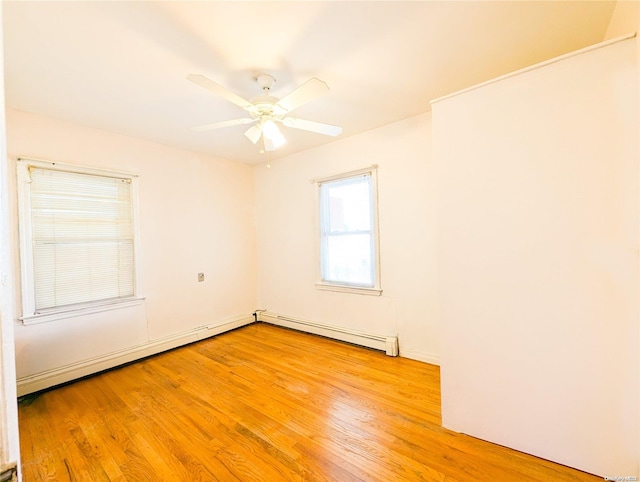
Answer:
[{"xmin": 18, "ymin": 322, "xmax": 600, "ymax": 481}]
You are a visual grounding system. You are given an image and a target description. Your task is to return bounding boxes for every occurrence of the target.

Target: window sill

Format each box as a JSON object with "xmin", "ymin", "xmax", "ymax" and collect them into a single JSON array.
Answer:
[
  {"xmin": 20, "ymin": 297, "xmax": 145, "ymax": 326},
  {"xmin": 315, "ymin": 283, "xmax": 382, "ymax": 296}
]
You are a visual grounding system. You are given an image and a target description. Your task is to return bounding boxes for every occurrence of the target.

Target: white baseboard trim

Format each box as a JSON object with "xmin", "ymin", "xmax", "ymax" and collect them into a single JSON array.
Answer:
[
  {"xmin": 258, "ymin": 311, "xmax": 399, "ymax": 356},
  {"xmin": 400, "ymin": 348, "xmax": 440, "ymax": 366},
  {"xmin": 17, "ymin": 314, "xmax": 254, "ymax": 396}
]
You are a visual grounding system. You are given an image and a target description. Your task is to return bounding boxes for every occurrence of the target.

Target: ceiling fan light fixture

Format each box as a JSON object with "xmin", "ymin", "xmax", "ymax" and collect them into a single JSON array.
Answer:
[
  {"xmin": 244, "ymin": 124, "xmax": 262, "ymax": 144},
  {"xmin": 262, "ymin": 119, "xmax": 286, "ymax": 150}
]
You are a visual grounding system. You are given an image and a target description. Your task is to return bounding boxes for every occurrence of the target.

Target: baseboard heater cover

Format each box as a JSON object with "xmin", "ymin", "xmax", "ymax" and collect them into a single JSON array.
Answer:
[
  {"xmin": 16, "ymin": 314, "xmax": 255, "ymax": 396},
  {"xmin": 258, "ymin": 311, "xmax": 399, "ymax": 356}
]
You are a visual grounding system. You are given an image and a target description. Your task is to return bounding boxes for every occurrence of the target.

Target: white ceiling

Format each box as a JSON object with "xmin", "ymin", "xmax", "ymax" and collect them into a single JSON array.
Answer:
[{"xmin": 3, "ymin": 1, "xmax": 616, "ymax": 165}]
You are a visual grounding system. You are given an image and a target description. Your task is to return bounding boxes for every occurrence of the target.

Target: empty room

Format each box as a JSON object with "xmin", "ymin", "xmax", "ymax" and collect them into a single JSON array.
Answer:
[{"xmin": 0, "ymin": 1, "xmax": 639, "ymax": 481}]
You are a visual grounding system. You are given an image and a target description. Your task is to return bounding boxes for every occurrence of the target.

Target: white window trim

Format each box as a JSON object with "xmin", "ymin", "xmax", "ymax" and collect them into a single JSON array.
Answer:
[
  {"xmin": 314, "ymin": 283, "xmax": 382, "ymax": 296},
  {"xmin": 313, "ymin": 165, "xmax": 382, "ymax": 296},
  {"xmin": 16, "ymin": 158, "xmax": 144, "ymax": 325},
  {"xmin": 20, "ymin": 297, "xmax": 145, "ymax": 325}
]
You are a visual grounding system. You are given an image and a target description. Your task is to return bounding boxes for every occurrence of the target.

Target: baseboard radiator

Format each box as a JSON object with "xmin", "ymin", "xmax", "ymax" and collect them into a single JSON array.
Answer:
[
  {"xmin": 16, "ymin": 314, "xmax": 255, "ymax": 396},
  {"xmin": 258, "ymin": 311, "xmax": 399, "ymax": 356}
]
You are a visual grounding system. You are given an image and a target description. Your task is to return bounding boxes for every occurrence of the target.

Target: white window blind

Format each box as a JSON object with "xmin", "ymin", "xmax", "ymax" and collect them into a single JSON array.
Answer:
[
  {"xmin": 27, "ymin": 166, "xmax": 135, "ymax": 312},
  {"xmin": 319, "ymin": 171, "xmax": 379, "ymax": 290}
]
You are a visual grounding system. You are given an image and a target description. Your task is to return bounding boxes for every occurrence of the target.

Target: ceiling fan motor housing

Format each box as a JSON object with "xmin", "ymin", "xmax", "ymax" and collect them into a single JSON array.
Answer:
[{"xmin": 249, "ymin": 95, "xmax": 286, "ymax": 119}]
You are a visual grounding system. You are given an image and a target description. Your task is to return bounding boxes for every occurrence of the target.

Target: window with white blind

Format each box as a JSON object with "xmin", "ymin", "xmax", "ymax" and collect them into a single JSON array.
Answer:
[
  {"xmin": 17, "ymin": 160, "xmax": 142, "ymax": 324},
  {"xmin": 316, "ymin": 166, "xmax": 381, "ymax": 295}
]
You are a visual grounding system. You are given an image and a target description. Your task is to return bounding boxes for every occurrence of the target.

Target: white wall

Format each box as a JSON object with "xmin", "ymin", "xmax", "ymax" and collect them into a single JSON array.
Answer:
[
  {"xmin": 6, "ymin": 108, "xmax": 257, "ymax": 380},
  {"xmin": 254, "ymin": 112, "xmax": 439, "ymax": 364},
  {"xmin": 0, "ymin": 3, "xmax": 21, "ymax": 475},
  {"xmin": 604, "ymin": 0, "xmax": 640, "ymax": 471},
  {"xmin": 604, "ymin": 1, "xmax": 639, "ymax": 41},
  {"xmin": 433, "ymin": 36, "xmax": 639, "ymax": 477}
]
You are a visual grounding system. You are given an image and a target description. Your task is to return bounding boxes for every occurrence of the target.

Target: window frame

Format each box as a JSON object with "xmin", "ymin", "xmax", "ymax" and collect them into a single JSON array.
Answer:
[
  {"xmin": 16, "ymin": 158, "xmax": 144, "ymax": 325},
  {"xmin": 314, "ymin": 165, "xmax": 382, "ymax": 296}
]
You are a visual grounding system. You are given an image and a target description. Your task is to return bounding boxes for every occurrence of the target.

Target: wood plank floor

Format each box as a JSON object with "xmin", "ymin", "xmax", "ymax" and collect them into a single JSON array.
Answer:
[{"xmin": 18, "ymin": 322, "xmax": 600, "ymax": 481}]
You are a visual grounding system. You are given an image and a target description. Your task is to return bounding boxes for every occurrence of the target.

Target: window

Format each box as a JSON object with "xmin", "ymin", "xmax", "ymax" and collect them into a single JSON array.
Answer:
[
  {"xmin": 17, "ymin": 160, "xmax": 142, "ymax": 324},
  {"xmin": 316, "ymin": 166, "xmax": 381, "ymax": 295}
]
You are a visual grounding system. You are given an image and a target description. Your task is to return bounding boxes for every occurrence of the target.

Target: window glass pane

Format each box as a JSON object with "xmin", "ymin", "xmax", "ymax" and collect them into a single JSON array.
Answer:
[
  {"xmin": 318, "ymin": 171, "xmax": 378, "ymax": 290},
  {"xmin": 323, "ymin": 234, "xmax": 373, "ymax": 286},
  {"xmin": 323, "ymin": 176, "xmax": 371, "ymax": 233}
]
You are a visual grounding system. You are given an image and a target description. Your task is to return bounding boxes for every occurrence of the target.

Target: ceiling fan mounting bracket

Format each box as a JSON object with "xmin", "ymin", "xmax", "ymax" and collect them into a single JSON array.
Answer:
[{"xmin": 255, "ymin": 73, "xmax": 275, "ymax": 93}]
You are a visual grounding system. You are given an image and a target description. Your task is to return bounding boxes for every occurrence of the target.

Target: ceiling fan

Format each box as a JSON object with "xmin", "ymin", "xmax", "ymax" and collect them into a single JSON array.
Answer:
[{"xmin": 187, "ymin": 73, "xmax": 343, "ymax": 152}]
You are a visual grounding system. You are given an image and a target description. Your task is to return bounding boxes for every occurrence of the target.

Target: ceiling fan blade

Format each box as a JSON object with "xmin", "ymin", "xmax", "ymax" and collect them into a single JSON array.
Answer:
[
  {"xmin": 276, "ymin": 78, "xmax": 329, "ymax": 113},
  {"xmin": 282, "ymin": 117, "xmax": 343, "ymax": 136},
  {"xmin": 244, "ymin": 124, "xmax": 262, "ymax": 144},
  {"xmin": 187, "ymin": 74, "xmax": 253, "ymax": 110},
  {"xmin": 192, "ymin": 118, "xmax": 256, "ymax": 132}
]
